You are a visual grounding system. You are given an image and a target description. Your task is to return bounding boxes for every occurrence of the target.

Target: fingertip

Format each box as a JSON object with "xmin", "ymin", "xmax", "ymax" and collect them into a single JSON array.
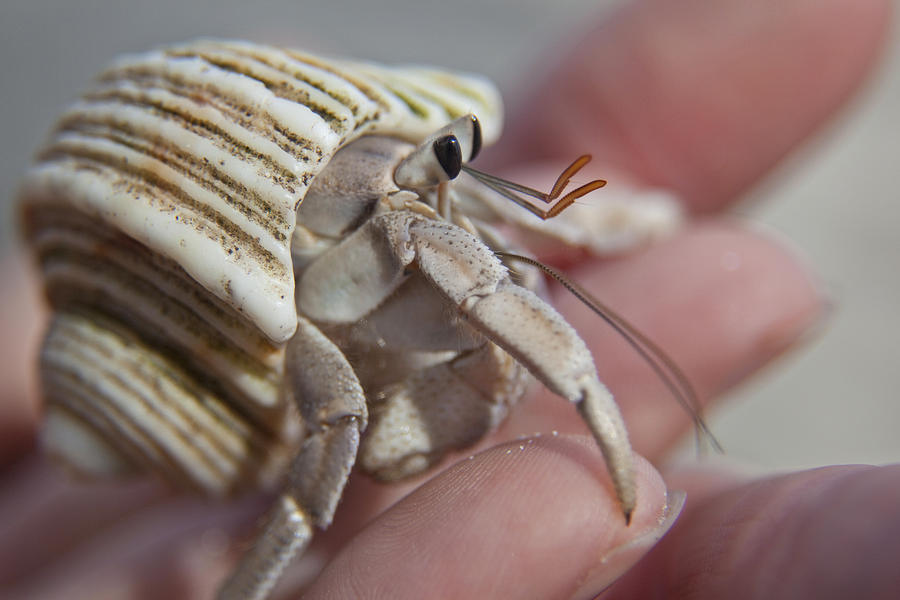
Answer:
[
  {"xmin": 303, "ymin": 436, "xmax": 671, "ymax": 599},
  {"xmin": 572, "ymin": 488, "xmax": 686, "ymax": 600}
]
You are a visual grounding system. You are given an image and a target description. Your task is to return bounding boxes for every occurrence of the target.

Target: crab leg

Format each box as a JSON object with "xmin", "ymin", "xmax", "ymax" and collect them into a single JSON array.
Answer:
[
  {"xmin": 402, "ymin": 217, "xmax": 636, "ymax": 521},
  {"xmin": 219, "ymin": 316, "xmax": 367, "ymax": 600},
  {"xmin": 302, "ymin": 211, "xmax": 636, "ymax": 521},
  {"xmin": 463, "ymin": 279, "xmax": 635, "ymax": 519}
]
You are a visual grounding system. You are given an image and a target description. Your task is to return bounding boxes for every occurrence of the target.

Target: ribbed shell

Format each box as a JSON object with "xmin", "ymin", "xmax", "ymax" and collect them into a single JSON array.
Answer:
[
  {"xmin": 19, "ymin": 40, "xmax": 503, "ymax": 495},
  {"xmin": 22, "ymin": 39, "xmax": 502, "ymax": 342}
]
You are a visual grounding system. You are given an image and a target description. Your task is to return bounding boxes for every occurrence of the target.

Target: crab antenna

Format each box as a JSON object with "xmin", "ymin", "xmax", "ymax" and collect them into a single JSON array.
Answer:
[
  {"xmin": 498, "ymin": 252, "xmax": 724, "ymax": 454},
  {"xmin": 462, "ymin": 155, "xmax": 606, "ymax": 220}
]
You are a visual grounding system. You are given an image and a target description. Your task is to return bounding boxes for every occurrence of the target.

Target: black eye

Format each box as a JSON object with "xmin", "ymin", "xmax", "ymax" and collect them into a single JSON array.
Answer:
[
  {"xmin": 433, "ymin": 135, "xmax": 462, "ymax": 179},
  {"xmin": 469, "ymin": 115, "xmax": 482, "ymax": 161}
]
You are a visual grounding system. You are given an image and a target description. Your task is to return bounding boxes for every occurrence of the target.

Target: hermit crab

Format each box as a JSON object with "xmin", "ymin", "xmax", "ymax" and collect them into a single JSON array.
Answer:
[{"xmin": 18, "ymin": 40, "xmax": 684, "ymax": 598}]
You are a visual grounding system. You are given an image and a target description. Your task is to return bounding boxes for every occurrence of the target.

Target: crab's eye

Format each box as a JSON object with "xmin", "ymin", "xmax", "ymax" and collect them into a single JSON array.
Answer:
[
  {"xmin": 433, "ymin": 135, "xmax": 462, "ymax": 179},
  {"xmin": 394, "ymin": 114, "xmax": 483, "ymax": 189}
]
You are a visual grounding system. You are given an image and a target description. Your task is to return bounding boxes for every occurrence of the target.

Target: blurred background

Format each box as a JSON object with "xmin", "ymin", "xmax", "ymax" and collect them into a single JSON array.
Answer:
[{"xmin": 1, "ymin": 0, "xmax": 897, "ymax": 471}]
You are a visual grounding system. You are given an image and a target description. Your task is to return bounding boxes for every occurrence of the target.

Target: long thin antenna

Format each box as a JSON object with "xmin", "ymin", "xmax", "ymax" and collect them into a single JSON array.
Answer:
[
  {"xmin": 462, "ymin": 155, "xmax": 606, "ymax": 220},
  {"xmin": 497, "ymin": 252, "xmax": 723, "ymax": 454}
]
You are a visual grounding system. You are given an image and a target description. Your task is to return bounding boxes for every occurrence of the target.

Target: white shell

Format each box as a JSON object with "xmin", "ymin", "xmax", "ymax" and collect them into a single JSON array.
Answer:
[
  {"xmin": 22, "ymin": 40, "xmax": 502, "ymax": 342},
  {"xmin": 20, "ymin": 40, "xmax": 503, "ymax": 495}
]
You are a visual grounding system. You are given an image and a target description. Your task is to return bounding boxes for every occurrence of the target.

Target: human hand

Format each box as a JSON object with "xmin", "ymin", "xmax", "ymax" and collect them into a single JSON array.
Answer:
[
  {"xmin": 1, "ymin": 0, "xmax": 895, "ymax": 598},
  {"xmin": 303, "ymin": 3, "xmax": 897, "ymax": 599}
]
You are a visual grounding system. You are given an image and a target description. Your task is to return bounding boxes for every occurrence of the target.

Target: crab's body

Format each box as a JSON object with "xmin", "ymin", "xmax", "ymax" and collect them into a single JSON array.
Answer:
[{"xmin": 18, "ymin": 40, "xmax": 680, "ymax": 599}]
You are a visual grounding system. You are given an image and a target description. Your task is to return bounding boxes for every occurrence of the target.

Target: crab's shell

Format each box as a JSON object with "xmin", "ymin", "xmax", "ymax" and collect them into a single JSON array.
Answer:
[{"xmin": 18, "ymin": 40, "xmax": 502, "ymax": 495}]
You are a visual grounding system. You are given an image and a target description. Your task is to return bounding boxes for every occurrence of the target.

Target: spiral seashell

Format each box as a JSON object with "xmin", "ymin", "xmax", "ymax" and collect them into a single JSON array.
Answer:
[{"xmin": 19, "ymin": 39, "xmax": 503, "ymax": 496}]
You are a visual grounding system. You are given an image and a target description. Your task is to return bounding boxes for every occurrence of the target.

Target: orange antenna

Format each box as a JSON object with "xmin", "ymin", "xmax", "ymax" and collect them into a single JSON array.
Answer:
[{"xmin": 463, "ymin": 155, "xmax": 606, "ymax": 219}]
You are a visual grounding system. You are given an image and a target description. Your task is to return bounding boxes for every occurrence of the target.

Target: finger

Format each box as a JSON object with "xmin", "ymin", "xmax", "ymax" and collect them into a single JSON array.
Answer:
[
  {"xmin": 0, "ymin": 257, "xmax": 44, "ymax": 467},
  {"xmin": 0, "ymin": 454, "xmax": 163, "ymax": 589},
  {"xmin": 2, "ymin": 500, "xmax": 257, "ymax": 600},
  {"xmin": 301, "ymin": 436, "xmax": 674, "ymax": 600},
  {"xmin": 494, "ymin": 0, "xmax": 890, "ymax": 212},
  {"xmin": 0, "ymin": 455, "xmax": 265, "ymax": 599},
  {"xmin": 497, "ymin": 221, "xmax": 825, "ymax": 460},
  {"xmin": 603, "ymin": 463, "xmax": 900, "ymax": 599}
]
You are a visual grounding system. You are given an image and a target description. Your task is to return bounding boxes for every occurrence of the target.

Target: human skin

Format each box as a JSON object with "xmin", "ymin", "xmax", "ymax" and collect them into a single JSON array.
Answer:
[{"xmin": 1, "ymin": 0, "xmax": 896, "ymax": 598}]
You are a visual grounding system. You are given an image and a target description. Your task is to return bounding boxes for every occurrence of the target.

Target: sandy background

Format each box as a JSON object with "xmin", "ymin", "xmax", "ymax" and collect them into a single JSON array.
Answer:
[{"xmin": 1, "ymin": 0, "xmax": 897, "ymax": 472}]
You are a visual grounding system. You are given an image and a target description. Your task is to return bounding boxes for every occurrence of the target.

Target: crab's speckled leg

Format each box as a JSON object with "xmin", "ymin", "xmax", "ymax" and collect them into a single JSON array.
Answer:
[
  {"xmin": 219, "ymin": 316, "xmax": 367, "ymax": 600},
  {"xmin": 300, "ymin": 211, "xmax": 636, "ymax": 521},
  {"xmin": 466, "ymin": 280, "xmax": 636, "ymax": 519},
  {"xmin": 398, "ymin": 216, "xmax": 636, "ymax": 521}
]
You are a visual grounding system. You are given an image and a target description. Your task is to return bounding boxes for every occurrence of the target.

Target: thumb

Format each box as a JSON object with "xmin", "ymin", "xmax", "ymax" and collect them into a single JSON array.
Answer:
[{"xmin": 301, "ymin": 435, "xmax": 680, "ymax": 599}]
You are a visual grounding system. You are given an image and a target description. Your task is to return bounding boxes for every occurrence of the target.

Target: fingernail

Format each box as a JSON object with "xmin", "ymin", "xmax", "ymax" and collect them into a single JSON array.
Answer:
[{"xmin": 571, "ymin": 490, "xmax": 686, "ymax": 600}]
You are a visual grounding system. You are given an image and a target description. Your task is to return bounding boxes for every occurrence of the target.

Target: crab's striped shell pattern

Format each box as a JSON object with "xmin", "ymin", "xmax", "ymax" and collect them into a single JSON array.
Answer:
[{"xmin": 19, "ymin": 40, "xmax": 503, "ymax": 495}]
